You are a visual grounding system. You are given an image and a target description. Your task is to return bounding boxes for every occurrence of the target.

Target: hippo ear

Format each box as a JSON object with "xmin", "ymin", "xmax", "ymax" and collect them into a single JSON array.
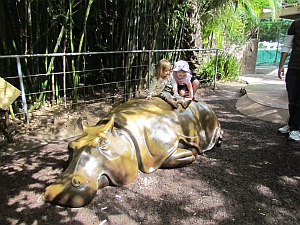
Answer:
[
  {"xmin": 82, "ymin": 120, "xmax": 89, "ymax": 131},
  {"xmin": 103, "ymin": 116, "xmax": 114, "ymax": 134},
  {"xmin": 97, "ymin": 137, "xmax": 109, "ymax": 151}
]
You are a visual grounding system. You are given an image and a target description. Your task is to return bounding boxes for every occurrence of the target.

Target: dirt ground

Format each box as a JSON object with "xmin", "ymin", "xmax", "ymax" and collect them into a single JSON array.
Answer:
[{"xmin": 1, "ymin": 81, "xmax": 300, "ymax": 225}]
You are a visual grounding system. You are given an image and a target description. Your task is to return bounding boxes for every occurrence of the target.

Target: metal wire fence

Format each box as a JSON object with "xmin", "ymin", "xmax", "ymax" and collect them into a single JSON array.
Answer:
[{"xmin": 0, "ymin": 48, "xmax": 220, "ymax": 124}]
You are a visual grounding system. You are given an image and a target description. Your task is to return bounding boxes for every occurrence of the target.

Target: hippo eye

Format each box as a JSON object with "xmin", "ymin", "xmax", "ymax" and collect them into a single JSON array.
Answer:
[
  {"xmin": 97, "ymin": 138, "xmax": 109, "ymax": 150},
  {"xmin": 71, "ymin": 177, "xmax": 82, "ymax": 187}
]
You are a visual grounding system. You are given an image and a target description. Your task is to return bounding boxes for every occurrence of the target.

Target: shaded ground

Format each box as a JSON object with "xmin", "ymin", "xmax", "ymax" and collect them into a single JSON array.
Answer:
[{"xmin": 1, "ymin": 81, "xmax": 300, "ymax": 225}]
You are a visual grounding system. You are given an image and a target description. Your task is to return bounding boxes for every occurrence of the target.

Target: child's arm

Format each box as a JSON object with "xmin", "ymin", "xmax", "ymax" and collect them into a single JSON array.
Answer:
[
  {"xmin": 187, "ymin": 81, "xmax": 193, "ymax": 99},
  {"xmin": 172, "ymin": 86, "xmax": 178, "ymax": 94},
  {"xmin": 146, "ymin": 77, "xmax": 156, "ymax": 100},
  {"xmin": 171, "ymin": 75, "xmax": 179, "ymax": 94}
]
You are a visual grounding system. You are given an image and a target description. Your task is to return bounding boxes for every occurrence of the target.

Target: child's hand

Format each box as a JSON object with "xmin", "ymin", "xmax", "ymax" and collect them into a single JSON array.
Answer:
[{"xmin": 146, "ymin": 96, "xmax": 152, "ymax": 100}]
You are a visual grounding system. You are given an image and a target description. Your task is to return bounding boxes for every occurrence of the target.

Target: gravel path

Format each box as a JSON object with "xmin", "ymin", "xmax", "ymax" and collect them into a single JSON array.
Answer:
[{"xmin": 1, "ymin": 81, "xmax": 300, "ymax": 225}]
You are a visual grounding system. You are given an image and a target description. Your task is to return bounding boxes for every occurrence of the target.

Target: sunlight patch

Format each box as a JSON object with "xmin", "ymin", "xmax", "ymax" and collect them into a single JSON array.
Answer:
[
  {"xmin": 8, "ymin": 190, "xmax": 44, "ymax": 209},
  {"xmin": 279, "ymin": 176, "xmax": 299, "ymax": 187},
  {"xmin": 255, "ymin": 184, "xmax": 276, "ymax": 198},
  {"xmin": 33, "ymin": 167, "xmax": 62, "ymax": 181}
]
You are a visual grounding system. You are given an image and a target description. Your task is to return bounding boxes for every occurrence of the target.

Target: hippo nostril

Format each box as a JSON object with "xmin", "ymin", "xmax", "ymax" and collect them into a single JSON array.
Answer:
[{"xmin": 71, "ymin": 177, "xmax": 82, "ymax": 187}]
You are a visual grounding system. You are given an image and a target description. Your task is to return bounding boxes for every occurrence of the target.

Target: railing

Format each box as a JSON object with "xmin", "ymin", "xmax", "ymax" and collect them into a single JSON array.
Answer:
[{"xmin": 0, "ymin": 48, "xmax": 220, "ymax": 124}]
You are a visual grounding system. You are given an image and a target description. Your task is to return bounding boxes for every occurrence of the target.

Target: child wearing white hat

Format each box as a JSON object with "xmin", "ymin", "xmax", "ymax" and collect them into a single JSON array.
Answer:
[{"xmin": 172, "ymin": 60, "xmax": 199, "ymax": 99}]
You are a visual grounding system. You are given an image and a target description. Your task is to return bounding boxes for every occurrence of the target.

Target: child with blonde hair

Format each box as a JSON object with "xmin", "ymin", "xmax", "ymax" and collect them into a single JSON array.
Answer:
[{"xmin": 146, "ymin": 59, "xmax": 191, "ymax": 109}]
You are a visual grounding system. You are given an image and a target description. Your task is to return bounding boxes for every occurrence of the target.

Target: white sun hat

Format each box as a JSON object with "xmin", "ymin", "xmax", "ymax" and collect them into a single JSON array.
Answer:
[{"xmin": 173, "ymin": 60, "xmax": 190, "ymax": 72}]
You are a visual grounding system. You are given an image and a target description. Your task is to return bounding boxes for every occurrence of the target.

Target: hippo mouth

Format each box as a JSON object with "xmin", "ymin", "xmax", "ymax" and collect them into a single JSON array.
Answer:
[
  {"xmin": 98, "ymin": 174, "xmax": 110, "ymax": 188},
  {"xmin": 43, "ymin": 174, "xmax": 99, "ymax": 208},
  {"xmin": 43, "ymin": 184, "xmax": 97, "ymax": 208},
  {"xmin": 43, "ymin": 174, "xmax": 112, "ymax": 208}
]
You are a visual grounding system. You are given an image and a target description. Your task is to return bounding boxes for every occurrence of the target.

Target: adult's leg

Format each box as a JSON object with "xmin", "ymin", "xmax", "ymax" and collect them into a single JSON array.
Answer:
[{"xmin": 286, "ymin": 69, "xmax": 300, "ymax": 130}]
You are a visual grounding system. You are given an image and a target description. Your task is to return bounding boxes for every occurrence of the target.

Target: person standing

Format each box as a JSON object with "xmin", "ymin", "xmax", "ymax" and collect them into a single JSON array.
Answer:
[{"xmin": 278, "ymin": 19, "xmax": 300, "ymax": 141}]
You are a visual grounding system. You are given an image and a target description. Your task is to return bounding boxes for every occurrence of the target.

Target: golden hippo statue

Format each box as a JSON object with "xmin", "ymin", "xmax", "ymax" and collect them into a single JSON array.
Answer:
[{"xmin": 43, "ymin": 97, "xmax": 222, "ymax": 207}]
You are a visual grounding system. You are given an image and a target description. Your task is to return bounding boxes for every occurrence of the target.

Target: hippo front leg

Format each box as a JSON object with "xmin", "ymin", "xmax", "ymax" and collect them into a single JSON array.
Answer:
[{"xmin": 160, "ymin": 148, "xmax": 197, "ymax": 168}]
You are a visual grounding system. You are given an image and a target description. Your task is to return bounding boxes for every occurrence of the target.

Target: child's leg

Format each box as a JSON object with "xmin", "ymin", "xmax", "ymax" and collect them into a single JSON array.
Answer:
[
  {"xmin": 167, "ymin": 98, "xmax": 179, "ymax": 109},
  {"xmin": 177, "ymin": 84, "xmax": 188, "ymax": 97},
  {"xmin": 179, "ymin": 99, "xmax": 192, "ymax": 109},
  {"xmin": 160, "ymin": 91, "xmax": 179, "ymax": 109},
  {"xmin": 173, "ymin": 92, "xmax": 191, "ymax": 109}
]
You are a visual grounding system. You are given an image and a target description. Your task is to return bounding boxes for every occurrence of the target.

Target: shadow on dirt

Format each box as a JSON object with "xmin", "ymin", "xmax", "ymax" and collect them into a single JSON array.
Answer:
[{"xmin": 0, "ymin": 85, "xmax": 300, "ymax": 225}]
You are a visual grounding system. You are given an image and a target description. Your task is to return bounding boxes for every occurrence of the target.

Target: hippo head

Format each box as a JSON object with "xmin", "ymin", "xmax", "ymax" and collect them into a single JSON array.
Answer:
[{"xmin": 43, "ymin": 116, "xmax": 138, "ymax": 207}]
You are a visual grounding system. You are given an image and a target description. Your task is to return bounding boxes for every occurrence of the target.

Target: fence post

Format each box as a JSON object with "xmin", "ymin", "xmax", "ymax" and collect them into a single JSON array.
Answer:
[
  {"xmin": 213, "ymin": 49, "xmax": 219, "ymax": 90},
  {"xmin": 63, "ymin": 55, "xmax": 67, "ymax": 108},
  {"xmin": 16, "ymin": 57, "xmax": 29, "ymax": 124},
  {"xmin": 148, "ymin": 50, "xmax": 152, "ymax": 90}
]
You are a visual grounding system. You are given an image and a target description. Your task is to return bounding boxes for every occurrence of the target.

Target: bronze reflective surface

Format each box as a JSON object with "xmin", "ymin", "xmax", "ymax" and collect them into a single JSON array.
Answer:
[{"xmin": 43, "ymin": 97, "xmax": 222, "ymax": 207}]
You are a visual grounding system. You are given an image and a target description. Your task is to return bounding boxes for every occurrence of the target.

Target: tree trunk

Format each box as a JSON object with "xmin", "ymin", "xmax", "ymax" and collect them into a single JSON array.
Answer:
[{"xmin": 184, "ymin": 0, "xmax": 203, "ymax": 69}]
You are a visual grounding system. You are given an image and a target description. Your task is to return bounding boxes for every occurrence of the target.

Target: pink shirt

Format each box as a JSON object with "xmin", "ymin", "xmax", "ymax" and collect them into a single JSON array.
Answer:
[{"xmin": 172, "ymin": 71, "xmax": 192, "ymax": 85}]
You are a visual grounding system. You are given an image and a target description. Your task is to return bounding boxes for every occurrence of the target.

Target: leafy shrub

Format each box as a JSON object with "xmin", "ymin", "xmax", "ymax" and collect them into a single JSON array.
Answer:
[{"xmin": 196, "ymin": 52, "xmax": 240, "ymax": 82}]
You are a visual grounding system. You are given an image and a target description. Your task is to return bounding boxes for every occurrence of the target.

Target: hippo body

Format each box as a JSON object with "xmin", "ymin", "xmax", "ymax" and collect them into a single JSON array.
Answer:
[{"xmin": 43, "ymin": 97, "xmax": 222, "ymax": 207}]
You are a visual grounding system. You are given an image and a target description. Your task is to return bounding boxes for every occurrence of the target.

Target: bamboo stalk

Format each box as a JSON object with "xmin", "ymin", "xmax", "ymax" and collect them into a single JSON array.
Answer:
[
  {"xmin": 72, "ymin": 0, "xmax": 94, "ymax": 105},
  {"xmin": 69, "ymin": 0, "xmax": 76, "ymax": 104},
  {"xmin": 28, "ymin": 24, "xmax": 66, "ymax": 112}
]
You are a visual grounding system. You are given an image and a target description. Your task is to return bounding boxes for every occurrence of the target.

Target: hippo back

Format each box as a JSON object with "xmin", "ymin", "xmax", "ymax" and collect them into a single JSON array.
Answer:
[
  {"xmin": 97, "ymin": 97, "xmax": 221, "ymax": 172},
  {"xmin": 43, "ymin": 97, "xmax": 222, "ymax": 207}
]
